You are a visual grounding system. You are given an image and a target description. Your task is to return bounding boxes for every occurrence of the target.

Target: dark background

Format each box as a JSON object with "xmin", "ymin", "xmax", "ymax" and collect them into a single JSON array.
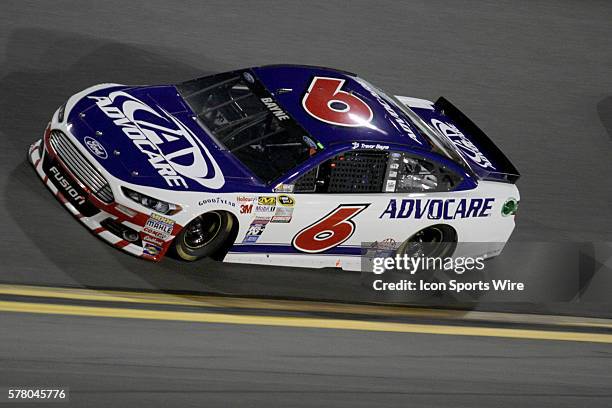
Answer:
[
  {"xmin": 2, "ymin": 1, "xmax": 612, "ymax": 301},
  {"xmin": 1, "ymin": 2, "xmax": 612, "ymax": 407}
]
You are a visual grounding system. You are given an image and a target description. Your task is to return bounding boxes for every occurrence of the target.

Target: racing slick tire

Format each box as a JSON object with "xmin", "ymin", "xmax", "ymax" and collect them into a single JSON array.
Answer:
[
  {"xmin": 174, "ymin": 211, "xmax": 235, "ymax": 261},
  {"xmin": 396, "ymin": 224, "xmax": 457, "ymax": 260}
]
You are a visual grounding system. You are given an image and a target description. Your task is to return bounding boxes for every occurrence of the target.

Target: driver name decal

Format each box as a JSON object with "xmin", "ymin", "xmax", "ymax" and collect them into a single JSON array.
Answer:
[{"xmin": 88, "ymin": 91, "xmax": 225, "ymax": 189}]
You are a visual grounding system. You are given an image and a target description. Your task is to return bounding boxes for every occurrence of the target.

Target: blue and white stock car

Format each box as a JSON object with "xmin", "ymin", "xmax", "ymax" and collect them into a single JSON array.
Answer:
[{"xmin": 29, "ymin": 65, "xmax": 520, "ymax": 271}]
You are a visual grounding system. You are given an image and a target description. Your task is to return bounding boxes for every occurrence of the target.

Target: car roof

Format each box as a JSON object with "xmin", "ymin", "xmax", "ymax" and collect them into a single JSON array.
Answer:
[{"xmin": 251, "ymin": 64, "xmax": 431, "ymax": 151}]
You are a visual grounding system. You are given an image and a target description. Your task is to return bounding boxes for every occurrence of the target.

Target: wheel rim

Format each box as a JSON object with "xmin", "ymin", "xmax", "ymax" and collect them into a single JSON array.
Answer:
[
  {"xmin": 183, "ymin": 212, "xmax": 223, "ymax": 249},
  {"xmin": 400, "ymin": 226, "xmax": 446, "ymax": 257}
]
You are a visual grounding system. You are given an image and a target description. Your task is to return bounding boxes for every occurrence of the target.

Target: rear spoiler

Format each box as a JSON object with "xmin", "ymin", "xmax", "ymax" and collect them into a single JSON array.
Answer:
[{"xmin": 434, "ymin": 97, "xmax": 520, "ymax": 183}]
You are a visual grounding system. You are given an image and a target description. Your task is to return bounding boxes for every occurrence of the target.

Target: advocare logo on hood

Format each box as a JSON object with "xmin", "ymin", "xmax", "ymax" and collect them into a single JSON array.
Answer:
[{"xmin": 88, "ymin": 91, "xmax": 225, "ymax": 190}]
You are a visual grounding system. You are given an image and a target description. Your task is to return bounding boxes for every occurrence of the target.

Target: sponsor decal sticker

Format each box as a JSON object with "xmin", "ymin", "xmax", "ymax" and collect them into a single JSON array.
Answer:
[
  {"xmin": 271, "ymin": 206, "xmax": 294, "ymax": 223},
  {"xmin": 89, "ymin": 91, "xmax": 225, "ymax": 189},
  {"xmin": 198, "ymin": 197, "xmax": 236, "ymax": 207},
  {"xmin": 380, "ymin": 198, "xmax": 494, "ymax": 220},
  {"xmin": 273, "ymin": 183, "xmax": 294, "ymax": 193},
  {"xmin": 430, "ymin": 119, "xmax": 495, "ymax": 170},
  {"xmin": 351, "ymin": 142, "xmax": 389, "ymax": 150},
  {"xmin": 237, "ymin": 196, "xmax": 256, "ymax": 214},
  {"xmin": 143, "ymin": 213, "xmax": 175, "ymax": 240},
  {"xmin": 365, "ymin": 238, "xmax": 398, "ymax": 258},
  {"xmin": 258, "ymin": 196, "xmax": 276, "ymax": 206},
  {"xmin": 242, "ymin": 217, "xmax": 269, "ymax": 243},
  {"xmin": 277, "ymin": 195, "xmax": 295, "ymax": 207},
  {"xmin": 142, "ymin": 234, "xmax": 164, "ymax": 246},
  {"xmin": 143, "ymin": 242, "xmax": 162, "ymax": 256},
  {"xmin": 84, "ymin": 136, "xmax": 108, "ymax": 159},
  {"xmin": 385, "ymin": 179, "xmax": 396, "ymax": 192},
  {"xmin": 255, "ymin": 196, "xmax": 276, "ymax": 214}
]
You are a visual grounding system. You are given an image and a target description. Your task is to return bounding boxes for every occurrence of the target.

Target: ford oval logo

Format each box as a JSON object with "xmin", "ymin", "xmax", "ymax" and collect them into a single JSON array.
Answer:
[{"xmin": 84, "ymin": 136, "xmax": 108, "ymax": 159}]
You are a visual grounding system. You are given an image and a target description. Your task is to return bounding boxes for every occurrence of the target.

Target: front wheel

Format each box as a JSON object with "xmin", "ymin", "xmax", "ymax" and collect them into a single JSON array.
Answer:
[{"xmin": 174, "ymin": 211, "xmax": 235, "ymax": 261}]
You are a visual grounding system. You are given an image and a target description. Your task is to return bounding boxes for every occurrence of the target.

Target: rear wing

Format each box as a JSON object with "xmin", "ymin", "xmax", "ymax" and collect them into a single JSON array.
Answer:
[{"xmin": 433, "ymin": 97, "xmax": 520, "ymax": 183}]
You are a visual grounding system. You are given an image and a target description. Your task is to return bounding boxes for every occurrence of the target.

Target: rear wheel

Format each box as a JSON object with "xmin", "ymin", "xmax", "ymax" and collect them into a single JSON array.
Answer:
[
  {"xmin": 174, "ymin": 211, "xmax": 235, "ymax": 261},
  {"xmin": 396, "ymin": 224, "xmax": 457, "ymax": 261}
]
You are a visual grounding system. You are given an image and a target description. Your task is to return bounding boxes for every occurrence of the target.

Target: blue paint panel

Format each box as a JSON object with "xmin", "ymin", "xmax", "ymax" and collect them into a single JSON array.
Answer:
[
  {"xmin": 62, "ymin": 66, "xmax": 509, "ymax": 194},
  {"xmin": 251, "ymin": 65, "xmax": 429, "ymax": 149},
  {"xmin": 67, "ymin": 85, "xmax": 264, "ymax": 193}
]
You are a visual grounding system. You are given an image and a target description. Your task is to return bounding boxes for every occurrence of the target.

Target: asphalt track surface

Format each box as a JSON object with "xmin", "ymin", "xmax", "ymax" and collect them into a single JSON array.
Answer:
[{"xmin": 1, "ymin": 1, "xmax": 612, "ymax": 407}]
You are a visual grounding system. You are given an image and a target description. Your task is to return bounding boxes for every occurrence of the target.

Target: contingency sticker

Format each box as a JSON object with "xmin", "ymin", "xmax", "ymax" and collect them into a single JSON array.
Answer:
[
  {"xmin": 271, "ymin": 206, "xmax": 294, "ymax": 223},
  {"xmin": 255, "ymin": 196, "xmax": 276, "ymax": 215},
  {"xmin": 143, "ymin": 213, "xmax": 175, "ymax": 240},
  {"xmin": 143, "ymin": 242, "xmax": 162, "ymax": 257},
  {"xmin": 242, "ymin": 218, "xmax": 270, "ymax": 243}
]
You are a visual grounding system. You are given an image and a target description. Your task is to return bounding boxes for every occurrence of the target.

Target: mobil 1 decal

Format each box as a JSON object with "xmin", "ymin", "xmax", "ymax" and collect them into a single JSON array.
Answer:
[{"xmin": 292, "ymin": 204, "xmax": 369, "ymax": 253}]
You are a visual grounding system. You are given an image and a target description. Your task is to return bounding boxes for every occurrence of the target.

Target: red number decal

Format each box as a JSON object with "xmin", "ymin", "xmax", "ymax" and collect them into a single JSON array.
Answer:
[
  {"xmin": 292, "ymin": 204, "xmax": 369, "ymax": 253},
  {"xmin": 302, "ymin": 77, "xmax": 373, "ymax": 127}
]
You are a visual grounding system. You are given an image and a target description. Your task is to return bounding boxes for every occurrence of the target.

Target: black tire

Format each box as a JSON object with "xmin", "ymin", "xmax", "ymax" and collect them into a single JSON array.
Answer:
[
  {"xmin": 174, "ymin": 211, "xmax": 235, "ymax": 261},
  {"xmin": 396, "ymin": 224, "xmax": 457, "ymax": 261}
]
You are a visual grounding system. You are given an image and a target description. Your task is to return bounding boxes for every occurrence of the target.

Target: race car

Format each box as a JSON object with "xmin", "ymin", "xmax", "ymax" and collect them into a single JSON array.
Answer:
[{"xmin": 28, "ymin": 64, "xmax": 520, "ymax": 271}]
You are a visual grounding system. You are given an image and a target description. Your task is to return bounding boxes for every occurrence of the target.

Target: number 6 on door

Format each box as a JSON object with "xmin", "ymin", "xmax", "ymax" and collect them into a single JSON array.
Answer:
[{"xmin": 292, "ymin": 204, "xmax": 369, "ymax": 253}]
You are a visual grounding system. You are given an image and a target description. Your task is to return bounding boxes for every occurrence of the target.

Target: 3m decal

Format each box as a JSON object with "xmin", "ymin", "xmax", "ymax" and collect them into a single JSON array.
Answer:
[
  {"xmin": 88, "ymin": 91, "xmax": 225, "ymax": 189},
  {"xmin": 302, "ymin": 77, "xmax": 373, "ymax": 127},
  {"xmin": 380, "ymin": 198, "xmax": 494, "ymax": 220},
  {"xmin": 240, "ymin": 204, "xmax": 253, "ymax": 214},
  {"xmin": 430, "ymin": 119, "xmax": 495, "ymax": 170},
  {"xmin": 292, "ymin": 204, "xmax": 369, "ymax": 253},
  {"xmin": 237, "ymin": 196, "xmax": 255, "ymax": 214}
]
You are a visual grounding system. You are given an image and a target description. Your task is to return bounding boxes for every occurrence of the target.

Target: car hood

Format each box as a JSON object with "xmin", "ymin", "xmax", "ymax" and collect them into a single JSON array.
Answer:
[{"xmin": 66, "ymin": 84, "xmax": 258, "ymax": 192}]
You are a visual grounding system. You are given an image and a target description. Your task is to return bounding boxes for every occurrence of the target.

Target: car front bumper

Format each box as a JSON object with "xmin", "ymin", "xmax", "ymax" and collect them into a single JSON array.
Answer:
[{"xmin": 28, "ymin": 126, "xmax": 181, "ymax": 261}]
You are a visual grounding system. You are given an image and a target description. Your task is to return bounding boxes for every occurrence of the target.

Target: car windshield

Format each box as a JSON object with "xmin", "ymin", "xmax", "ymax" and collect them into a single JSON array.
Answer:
[{"xmin": 177, "ymin": 71, "xmax": 321, "ymax": 183}]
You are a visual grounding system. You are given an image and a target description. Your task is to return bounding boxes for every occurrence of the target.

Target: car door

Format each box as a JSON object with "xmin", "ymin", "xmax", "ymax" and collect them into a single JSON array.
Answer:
[{"xmin": 281, "ymin": 148, "xmax": 467, "ymax": 256}]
